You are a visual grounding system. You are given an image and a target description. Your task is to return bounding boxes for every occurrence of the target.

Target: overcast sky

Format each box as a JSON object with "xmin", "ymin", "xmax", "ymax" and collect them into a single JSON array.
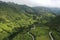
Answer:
[{"xmin": 1, "ymin": 0, "xmax": 60, "ymax": 8}]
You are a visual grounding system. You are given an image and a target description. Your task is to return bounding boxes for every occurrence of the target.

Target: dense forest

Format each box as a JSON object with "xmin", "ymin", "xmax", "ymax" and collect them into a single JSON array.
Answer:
[{"xmin": 0, "ymin": 1, "xmax": 60, "ymax": 40}]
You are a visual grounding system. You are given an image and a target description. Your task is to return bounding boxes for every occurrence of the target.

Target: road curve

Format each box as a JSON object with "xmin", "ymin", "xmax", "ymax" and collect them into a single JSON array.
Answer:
[
  {"xmin": 49, "ymin": 31, "xmax": 54, "ymax": 40},
  {"xmin": 28, "ymin": 32, "xmax": 35, "ymax": 40}
]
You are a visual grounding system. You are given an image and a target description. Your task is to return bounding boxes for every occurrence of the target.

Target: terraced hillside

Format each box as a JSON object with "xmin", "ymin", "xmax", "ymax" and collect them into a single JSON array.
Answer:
[{"xmin": 0, "ymin": 1, "xmax": 60, "ymax": 40}]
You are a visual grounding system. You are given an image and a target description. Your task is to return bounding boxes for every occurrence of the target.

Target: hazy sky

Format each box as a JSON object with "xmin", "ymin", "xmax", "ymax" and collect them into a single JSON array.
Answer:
[{"xmin": 1, "ymin": 0, "xmax": 60, "ymax": 8}]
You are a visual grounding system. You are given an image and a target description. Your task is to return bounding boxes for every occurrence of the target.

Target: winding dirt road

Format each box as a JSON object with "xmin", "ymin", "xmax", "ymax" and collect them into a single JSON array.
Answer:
[
  {"xmin": 28, "ymin": 32, "xmax": 35, "ymax": 40},
  {"xmin": 49, "ymin": 31, "xmax": 54, "ymax": 40}
]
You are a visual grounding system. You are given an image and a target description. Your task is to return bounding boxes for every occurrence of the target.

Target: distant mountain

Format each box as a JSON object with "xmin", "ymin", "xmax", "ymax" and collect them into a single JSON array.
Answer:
[
  {"xmin": 49, "ymin": 7, "xmax": 60, "ymax": 15},
  {"xmin": 32, "ymin": 7, "xmax": 60, "ymax": 15},
  {"xmin": 32, "ymin": 7, "xmax": 54, "ymax": 15}
]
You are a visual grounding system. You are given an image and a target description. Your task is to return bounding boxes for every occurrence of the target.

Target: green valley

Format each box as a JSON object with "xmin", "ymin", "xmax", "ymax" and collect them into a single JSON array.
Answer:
[{"xmin": 0, "ymin": 1, "xmax": 60, "ymax": 40}]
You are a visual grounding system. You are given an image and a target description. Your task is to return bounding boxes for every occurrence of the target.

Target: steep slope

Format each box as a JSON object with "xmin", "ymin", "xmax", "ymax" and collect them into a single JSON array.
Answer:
[{"xmin": 0, "ymin": 1, "xmax": 36, "ymax": 40}]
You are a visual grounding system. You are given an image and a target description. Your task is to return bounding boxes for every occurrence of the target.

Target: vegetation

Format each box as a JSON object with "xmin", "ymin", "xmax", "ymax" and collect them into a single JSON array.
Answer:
[{"xmin": 0, "ymin": 1, "xmax": 60, "ymax": 40}]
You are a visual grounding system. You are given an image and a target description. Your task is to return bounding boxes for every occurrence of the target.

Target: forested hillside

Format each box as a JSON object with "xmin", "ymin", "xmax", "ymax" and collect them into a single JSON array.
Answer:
[{"xmin": 0, "ymin": 1, "xmax": 60, "ymax": 40}]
